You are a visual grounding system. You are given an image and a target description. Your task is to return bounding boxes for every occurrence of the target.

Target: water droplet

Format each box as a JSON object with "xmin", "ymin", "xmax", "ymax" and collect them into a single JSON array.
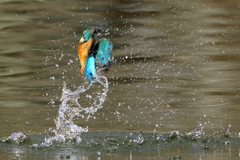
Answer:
[
  {"xmin": 50, "ymin": 76, "xmax": 55, "ymax": 80},
  {"xmin": 97, "ymin": 151, "xmax": 101, "ymax": 155}
]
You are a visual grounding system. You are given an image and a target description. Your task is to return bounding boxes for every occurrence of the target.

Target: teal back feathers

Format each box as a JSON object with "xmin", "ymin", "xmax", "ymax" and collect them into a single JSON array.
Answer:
[
  {"xmin": 95, "ymin": 39, "xmax": 113, "ymax": 65},
  {"xmin": 84, "ymin": 56, "xmax": 97, "ymax": 81}
]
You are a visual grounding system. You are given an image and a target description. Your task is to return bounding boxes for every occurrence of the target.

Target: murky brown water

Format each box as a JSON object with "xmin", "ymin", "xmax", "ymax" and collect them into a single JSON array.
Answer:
[{"xmin": 0, "ymin": 0, "xmax": 240, "ymax": 159}]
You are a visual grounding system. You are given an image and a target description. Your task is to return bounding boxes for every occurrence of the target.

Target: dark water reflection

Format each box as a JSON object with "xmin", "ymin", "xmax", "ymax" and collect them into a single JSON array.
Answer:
[{"xmin": 0, "ymin": 0, "xmax": 239, "ymax": 159}]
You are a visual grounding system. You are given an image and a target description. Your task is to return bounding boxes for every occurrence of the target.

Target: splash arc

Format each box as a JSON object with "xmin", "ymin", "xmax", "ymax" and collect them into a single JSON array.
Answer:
[{"xmin": 32, "ymin": 76, "xmax": 109, "ymax": 147}]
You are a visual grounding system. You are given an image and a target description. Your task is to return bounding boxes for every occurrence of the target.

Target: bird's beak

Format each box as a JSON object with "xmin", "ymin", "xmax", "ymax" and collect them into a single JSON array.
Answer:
[{"xmin": 79, "ymin": 37, "xmax": 85, "ymax": 43}]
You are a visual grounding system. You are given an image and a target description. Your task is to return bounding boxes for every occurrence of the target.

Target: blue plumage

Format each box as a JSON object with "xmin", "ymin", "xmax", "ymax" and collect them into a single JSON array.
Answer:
[
  {"xmin": 84, "ymin": 56, "xmax": 97, "ymax": 81},
  {"xmin": 83, "ymin": 29, "xmax": 93, "ymax": 42},
  {"xmin": 95, "ymin": 39, "xmax": 113, "ymax": 65}
]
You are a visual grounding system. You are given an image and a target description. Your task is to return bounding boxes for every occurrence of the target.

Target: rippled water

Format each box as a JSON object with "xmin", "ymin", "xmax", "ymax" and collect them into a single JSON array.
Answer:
[
  {"xmin": 0, "ymin": 0, "xmax": 240, "ymax": 159},
  {"xmin": 1, "ymin": 129, "xmax": 239, "ymax": 159}
]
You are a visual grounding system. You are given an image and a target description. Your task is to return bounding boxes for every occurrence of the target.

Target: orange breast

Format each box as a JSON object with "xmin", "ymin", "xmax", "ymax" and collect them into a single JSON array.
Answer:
[{"xmin": 77, "ymin": 36, "xmax": 93, "ymax": 74}]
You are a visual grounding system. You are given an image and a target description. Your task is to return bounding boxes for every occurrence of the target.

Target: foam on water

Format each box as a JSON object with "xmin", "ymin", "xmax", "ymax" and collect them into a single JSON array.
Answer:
[
  {"xmin": 32, "ymin": 76, "xmax": 109, "ymax": 147},
  {"xmin": 0, "ymin": 131, "xmax": 29, "ymax": 145}
]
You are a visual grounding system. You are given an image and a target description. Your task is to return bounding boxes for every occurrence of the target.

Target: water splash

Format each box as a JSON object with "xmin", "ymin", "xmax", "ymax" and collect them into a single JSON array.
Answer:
[
  {"xmin": 0, "ymin": 132, "xmax": 29, "ymax": 145},
  {"xmin": 224, "ymin": 124, "xmax": 231, "ymax": 137},
  {"xmin": 185, "ymin": 123, "xmax": 205, "ymax": 140},
  {"xmin": 32, "ymin": 76, "xmax": 109, "ymax": 147}
]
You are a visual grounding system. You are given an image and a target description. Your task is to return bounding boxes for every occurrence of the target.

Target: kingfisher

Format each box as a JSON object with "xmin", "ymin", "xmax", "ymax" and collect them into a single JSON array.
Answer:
[{"xmin": 77, "ymin": 29, "xmax": 113, "ymax": 81}]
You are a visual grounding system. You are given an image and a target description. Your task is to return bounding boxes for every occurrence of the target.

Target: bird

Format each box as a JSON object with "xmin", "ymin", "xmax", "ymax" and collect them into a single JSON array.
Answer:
[{"xmin": 77, "ymin": 29, "xmax": 113, "ymax": 81}]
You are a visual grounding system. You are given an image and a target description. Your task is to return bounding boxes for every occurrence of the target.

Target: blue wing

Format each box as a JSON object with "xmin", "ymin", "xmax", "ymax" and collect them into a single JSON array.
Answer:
[
  {"xmin": 95, "ymin": 39, "xmax": 113, "ymax": 65},
  {"xmin": 84, "ymin": 56, "xmax": 97, "ymax": 81}
]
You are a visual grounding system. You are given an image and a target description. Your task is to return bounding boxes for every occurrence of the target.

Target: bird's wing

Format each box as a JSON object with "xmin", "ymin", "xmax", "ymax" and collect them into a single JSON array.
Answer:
[{"xmin": 95, "ymin": 39, "xmax": 113, "ymax": 65}]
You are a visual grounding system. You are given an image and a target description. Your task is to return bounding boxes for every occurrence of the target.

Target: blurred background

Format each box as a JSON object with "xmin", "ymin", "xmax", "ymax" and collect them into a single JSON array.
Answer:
[{"xmin": 0, "ymin": 0, "xmax": 239, "ymax": 139}]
